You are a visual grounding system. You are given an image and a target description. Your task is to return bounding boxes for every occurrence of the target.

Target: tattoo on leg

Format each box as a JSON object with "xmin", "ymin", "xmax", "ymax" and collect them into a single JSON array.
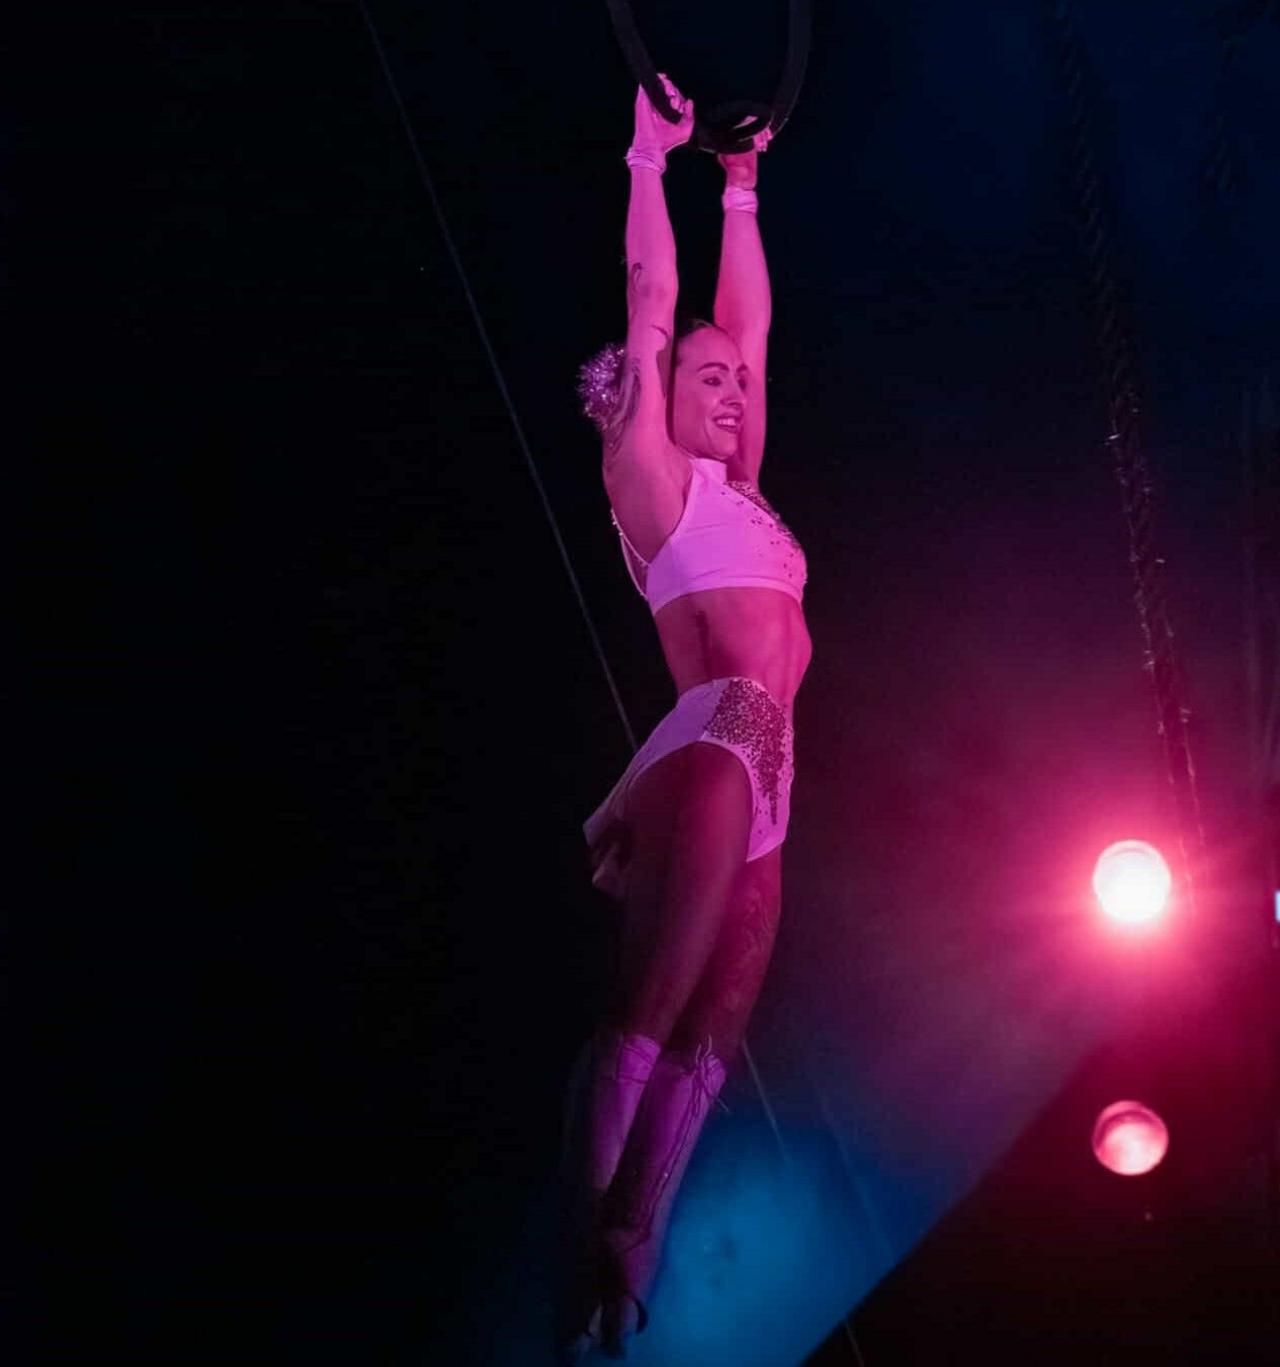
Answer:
[{"xmin": 676, "ymin": 874, "xmax": 782, "ymax": 1056}]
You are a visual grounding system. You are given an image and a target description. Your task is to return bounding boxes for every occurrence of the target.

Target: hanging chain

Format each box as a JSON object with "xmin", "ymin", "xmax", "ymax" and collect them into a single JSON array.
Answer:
[{"xmin": 1049, "ymin": 0, "xmax": 1208, "ymax": 900}]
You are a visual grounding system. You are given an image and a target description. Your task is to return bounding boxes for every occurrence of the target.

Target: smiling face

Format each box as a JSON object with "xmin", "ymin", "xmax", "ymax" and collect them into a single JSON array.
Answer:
[{"xmin": 669, "ymin": 325, "xmax": 748, "ymax": 462}]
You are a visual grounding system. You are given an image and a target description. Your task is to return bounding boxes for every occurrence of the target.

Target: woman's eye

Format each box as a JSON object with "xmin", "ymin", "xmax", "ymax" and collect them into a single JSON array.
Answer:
[{"xmin": 704, "ymin": 377, "xmax": 721, "ymax": 386}]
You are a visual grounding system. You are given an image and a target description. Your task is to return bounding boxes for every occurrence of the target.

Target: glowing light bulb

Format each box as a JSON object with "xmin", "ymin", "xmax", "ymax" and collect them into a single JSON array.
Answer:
[
  {"xmin": 1092, "ymin": 840, "xmax": 1172, "ymax": 925},
  {"xmin": 1091, "ymin": 1100, "xmax": 1169, "ymax": 1176}
]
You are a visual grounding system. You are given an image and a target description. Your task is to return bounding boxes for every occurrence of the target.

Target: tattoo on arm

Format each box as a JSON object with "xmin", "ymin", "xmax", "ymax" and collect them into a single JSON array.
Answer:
[
  {"xmin": 605, "ymin": 358, "xmax": 641, "ymax": 454},
  {"xmin": 653, "ymin": 324, "xmax": 672, "ymax": 399},
  {"xmin": 626, "ymin": 262, "xmax": 644, "ymax": 323},
  {"xmin": 610, "ymin": 261, "xmax": 673, "ymax": 450}
]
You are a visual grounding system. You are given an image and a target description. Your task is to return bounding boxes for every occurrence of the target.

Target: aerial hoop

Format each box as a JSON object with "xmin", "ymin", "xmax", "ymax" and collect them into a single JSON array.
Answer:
[{"xmin": 604, "ymin": 0, "xmax": 811, "ymax": 154}]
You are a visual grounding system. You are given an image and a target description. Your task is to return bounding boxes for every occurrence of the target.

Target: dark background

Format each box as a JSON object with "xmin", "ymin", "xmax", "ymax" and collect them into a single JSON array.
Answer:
[{"xmin": 33, "ymin": 2, "xmax": 1278, "ymax": 1362}]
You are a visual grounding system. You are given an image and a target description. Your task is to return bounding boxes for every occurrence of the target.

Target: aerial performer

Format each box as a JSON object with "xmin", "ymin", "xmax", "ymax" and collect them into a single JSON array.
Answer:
[{"xmin": 556, "ymin": 71, "xmax": 811, "ymax": 1360}]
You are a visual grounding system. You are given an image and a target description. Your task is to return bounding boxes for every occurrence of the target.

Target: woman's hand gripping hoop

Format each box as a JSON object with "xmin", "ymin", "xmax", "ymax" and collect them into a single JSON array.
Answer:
[
  {"xmin": 719, "ymin": 116, "xmax": 773, "ymax": 212},
  {"xmin": 605, "ymin": 0, "xmax": 811, "ymax": 154},
  {"xmin": 626, "ymin": 72, "xmax": 695, "ymax": 174},
  {"xmin": 718, "ymin": 121, "xmax": 772, "ymax": 190}
]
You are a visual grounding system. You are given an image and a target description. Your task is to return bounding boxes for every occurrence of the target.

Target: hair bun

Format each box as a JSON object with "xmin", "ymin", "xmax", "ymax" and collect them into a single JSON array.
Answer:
[{"xmin": 576, "ymin": 341, "xmax": 626, "ymax": 434}]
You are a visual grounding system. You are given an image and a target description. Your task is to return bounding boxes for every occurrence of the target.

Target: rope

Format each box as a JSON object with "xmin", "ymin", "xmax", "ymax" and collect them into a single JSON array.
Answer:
[
  {"xmin": 353, "ymin": 0, "xmax": 789, "ymax": 1159},
  {"xmin": 1203, "ymin": 0, "xmax": 1279, "ymax": 200},
  {"xmin": 1242, "ymin": 378, "xmax": 1280, "ymax": 797},
  {"xmin": 1048, "ymin": 0, "xmax": 1208, "ymax": 901}
]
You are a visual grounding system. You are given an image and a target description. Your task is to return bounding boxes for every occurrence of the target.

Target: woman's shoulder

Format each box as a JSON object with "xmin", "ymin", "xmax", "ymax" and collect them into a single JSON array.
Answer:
[
  {"xmin": 602, "ymin": 441, "xmax": 693, "ymax": 565},
  {"xmin": 602, "ymin": 436, "xmax": 690, "ymax": 503}
]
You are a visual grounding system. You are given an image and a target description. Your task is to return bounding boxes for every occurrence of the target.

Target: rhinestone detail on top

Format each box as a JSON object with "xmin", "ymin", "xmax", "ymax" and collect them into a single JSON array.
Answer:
[{"xmin": 725, "ymin": 481, "xmax": 803, "ymax": 556}]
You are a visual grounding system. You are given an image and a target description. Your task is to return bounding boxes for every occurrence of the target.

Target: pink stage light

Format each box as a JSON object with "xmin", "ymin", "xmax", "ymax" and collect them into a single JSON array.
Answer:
[
  {"xmin": 1092, "ymin": 840, "xmax": 1172, "ymax": 925},
  {"xmin": 1091, "ymin": 1100, "xmax": 1169, "ymax": 1176}
]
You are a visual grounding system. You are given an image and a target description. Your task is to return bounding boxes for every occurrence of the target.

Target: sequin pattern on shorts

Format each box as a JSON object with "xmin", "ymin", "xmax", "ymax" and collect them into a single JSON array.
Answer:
[{"xmin": 704, "ymin": 678, "xmax": 793, "ymax": 823}]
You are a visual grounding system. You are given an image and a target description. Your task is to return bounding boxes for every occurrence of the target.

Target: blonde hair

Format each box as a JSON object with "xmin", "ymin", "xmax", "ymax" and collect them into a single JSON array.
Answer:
[{"xmin": 575, "ymin": 316, "xmax": 722, "ymax": 435}]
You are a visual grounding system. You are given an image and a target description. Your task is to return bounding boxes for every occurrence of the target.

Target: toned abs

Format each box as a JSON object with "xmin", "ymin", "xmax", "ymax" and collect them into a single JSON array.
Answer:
[{"xmin": 655, "ymin": 586, "xmax": 812, "ymax": 712}]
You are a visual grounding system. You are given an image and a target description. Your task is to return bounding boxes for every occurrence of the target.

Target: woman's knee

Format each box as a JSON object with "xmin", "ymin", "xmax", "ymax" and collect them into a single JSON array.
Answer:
[{"xmin": 667, "ymin": 986, "xmax": 756, "ymax": 1072}]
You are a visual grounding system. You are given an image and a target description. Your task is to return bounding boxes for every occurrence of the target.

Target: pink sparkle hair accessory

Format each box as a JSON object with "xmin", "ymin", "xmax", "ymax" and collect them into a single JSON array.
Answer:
[{"xmin": 576, "ymin": 341, "xmax": 626, "ymax": 434}]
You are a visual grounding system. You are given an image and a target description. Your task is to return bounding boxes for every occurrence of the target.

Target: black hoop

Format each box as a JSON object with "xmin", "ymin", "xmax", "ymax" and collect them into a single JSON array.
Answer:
[{"xmin": 604, "ymin": 0, "xmax": 811, "ymax": 155}]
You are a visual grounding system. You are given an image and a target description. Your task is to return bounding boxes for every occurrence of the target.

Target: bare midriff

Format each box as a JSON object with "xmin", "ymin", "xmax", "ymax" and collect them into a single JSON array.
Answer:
[{"xmin": 654, "ymin": 587, "xmax": 812, "ymax": 714}]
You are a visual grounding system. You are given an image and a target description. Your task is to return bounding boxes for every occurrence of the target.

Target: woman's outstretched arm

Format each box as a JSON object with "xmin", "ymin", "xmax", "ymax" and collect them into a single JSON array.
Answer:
[
  {"xmin": 607, "ymin": 165, "xmax": 678, "ymax": 465},
  {"xmin": 714, "ymin": 132, "xmax": 772, "ymax": 482},
  {"xmin": 605, "ymin": 77, "xmax": 694, "ymax": 470}
]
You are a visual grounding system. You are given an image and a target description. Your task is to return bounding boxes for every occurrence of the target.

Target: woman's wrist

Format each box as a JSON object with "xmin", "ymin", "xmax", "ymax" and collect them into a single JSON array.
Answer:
[
  {"xmin": 721, "ymin": 184, "xmax": 759, "ymax": 214},
  {"xmin": 625, "ymin": 145, "xmax": 667, "ymax": 174}
]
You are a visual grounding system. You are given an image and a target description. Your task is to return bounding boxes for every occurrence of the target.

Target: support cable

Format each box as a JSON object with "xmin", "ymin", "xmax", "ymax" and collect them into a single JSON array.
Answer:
[{"xmin": 354, "ymin": 0, "xmax": 637, "ymax": 755}]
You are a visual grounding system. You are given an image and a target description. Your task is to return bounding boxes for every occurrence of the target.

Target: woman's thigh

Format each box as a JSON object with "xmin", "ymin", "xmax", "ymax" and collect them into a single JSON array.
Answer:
[
  {"xmin": 606, "ymin": 742, "xmax": 753, "ymax": 1041},
  {"xmin": 668, "ymin": 845, "xmax": 783, "ymax": 1063}
]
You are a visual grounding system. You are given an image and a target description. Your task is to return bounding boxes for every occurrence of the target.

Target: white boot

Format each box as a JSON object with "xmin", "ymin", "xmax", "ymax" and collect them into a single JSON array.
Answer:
[
  {"xmin": 597, "ymin": 1038, "xmax": 727, "ymax": 1357},
  {"xmin": 554, "ymin": 1029, "xmax": 663, "ymax": 1362}
]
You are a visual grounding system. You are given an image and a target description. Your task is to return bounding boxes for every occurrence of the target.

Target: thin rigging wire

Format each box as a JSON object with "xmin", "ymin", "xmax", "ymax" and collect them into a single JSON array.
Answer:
[
  {"xmin": 353, "ymin": 0, "xmax": 637, "ymax": 755},
  {"xmin": 352, "ymin": 1, "xmax": 793, "ymax": 1168}
]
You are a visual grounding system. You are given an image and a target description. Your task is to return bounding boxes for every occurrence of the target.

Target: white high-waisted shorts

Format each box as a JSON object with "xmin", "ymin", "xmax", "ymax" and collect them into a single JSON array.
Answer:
[{"xmin": 583, "ymin": 676, "xmax": 794, "ymax": 901}]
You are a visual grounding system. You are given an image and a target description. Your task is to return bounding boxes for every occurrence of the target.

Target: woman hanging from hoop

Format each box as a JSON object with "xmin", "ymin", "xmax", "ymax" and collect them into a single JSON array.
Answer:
[{"xmin": 556, "ymin": 74, "xmax": 810, "ymax": 1360}]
